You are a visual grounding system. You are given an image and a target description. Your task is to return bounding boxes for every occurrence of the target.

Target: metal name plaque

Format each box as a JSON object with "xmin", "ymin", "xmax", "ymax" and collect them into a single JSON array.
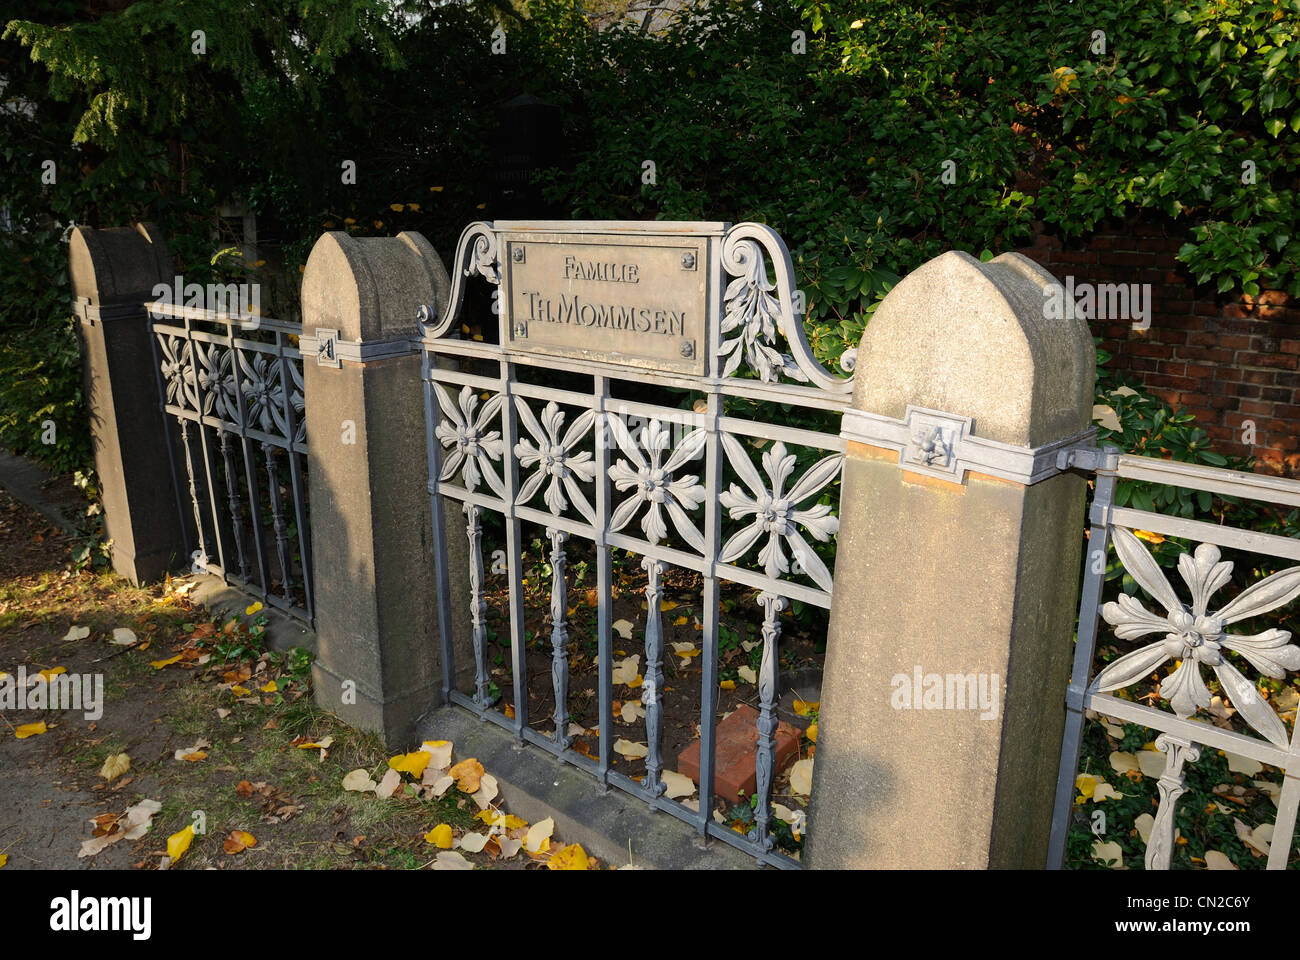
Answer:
[{"xmin": 500, "ymin": 230, "xmax": 709, "ymax": 375}]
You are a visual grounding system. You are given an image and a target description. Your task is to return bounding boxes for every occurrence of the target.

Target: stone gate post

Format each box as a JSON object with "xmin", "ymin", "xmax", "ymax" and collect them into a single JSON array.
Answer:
[
  {"xmin": 69, "ymin": 223, "xmax": 188, "ymax": 584},
  {"xmin": 806, "ymin": 251, "xmax": 1095, "ymax": 868},
  {"xmin": 300, "ymin": 230, "xmax": 465, "ymax": 748}
]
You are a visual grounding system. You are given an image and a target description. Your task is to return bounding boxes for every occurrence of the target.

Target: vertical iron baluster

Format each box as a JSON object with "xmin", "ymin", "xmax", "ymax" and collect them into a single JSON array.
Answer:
[
  {"xmin": 149, "ymin": 322, "xmax": 192, "ymax": 562},
  {"xmin": 230, "ymin": 345, "xmax": 270, "ymax": 599},
  {"xmin": 219, "ymin": 431, "xmax": 249, "ymax": 580},
  {"xmin": 465, "ymin": 503, "xmax": 491, "ymax": 705},
  {"xmin": 276, "ymin": 344, "xmax": 312, "ymax": 618},
  {"xmin": 178, "ymin": 419, "xmax": 207, "ymax": 565},
  {"xmin": 424, "ymin": 349, "xmax": 456, "ymax": 702},
  {"xmin": 1145, "ymin": 734, "xmax": 1200, "ymax": 870},
  {"xmin": 263, "ymin": 441, "xmax": 293, "ymax": 602},
  {"xmin": 191, "ymin": 339, "xmax": 228, "ymax": 577},
  {"xmin": 751, "ymin": 591, "xmax": 786, "ymax": 851},
  {"xmin": 641, "ymin": 555, "xmax": 667, "ymax": 802},
  {"xmin": 500, "ymin": 365, "xmax": 528, "ymax": 740},
  {"xmin": 698, "ymin": 387, "xmax": 723, "ymax": 837},
  {"xmin": 594, "ymin": 382, "xmax": 614, "ymax": 787},
  {"xmin": 547, "ymin": 527, "xmax": 571, "ymax": 747}
]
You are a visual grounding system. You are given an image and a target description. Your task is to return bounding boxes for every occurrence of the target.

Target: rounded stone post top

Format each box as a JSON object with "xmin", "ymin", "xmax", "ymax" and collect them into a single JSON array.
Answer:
[
  {"xmin": 853, "ymin": 250, "xmax": 1095, "ymax": 447},
  {"xmin": 69, "ymin": 223, "xmax": 172, "ymax": 306},
  {"xmin": 301, "ymin": 231, "xmax": 452, "ymax": 342}
]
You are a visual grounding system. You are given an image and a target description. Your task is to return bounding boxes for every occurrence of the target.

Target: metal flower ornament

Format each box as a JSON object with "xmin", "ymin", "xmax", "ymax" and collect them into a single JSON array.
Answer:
[
  {"xmin": 158, "ymin": 336, "xmax": 194, "ymax": 408},
  {"xmin": 718, "ymin": 435, "xmax": 841, "ymax": 592},
  {"xmin": 607, "ymin": 417, "xmax": 707, "ymax": 550},
  {"xmin": 434, "ymin": 385, "xmax": 506, "ymax": 497},
  {"xmin": 514, "ymin": 400, "xmax": 597, "ymax": 524},
  {"xmin": 1094, "ymin": 527, "xmax": 1300, "ymax": 748}
]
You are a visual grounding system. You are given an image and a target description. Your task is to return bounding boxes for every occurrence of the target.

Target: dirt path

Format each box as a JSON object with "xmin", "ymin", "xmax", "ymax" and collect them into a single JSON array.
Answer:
[{"xmin": 0, "ymin": 483, "xmax": 551, "ymax": 871}]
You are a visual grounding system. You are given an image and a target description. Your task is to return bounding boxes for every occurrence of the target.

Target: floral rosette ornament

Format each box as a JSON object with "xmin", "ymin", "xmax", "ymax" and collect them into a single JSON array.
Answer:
[{"xmin": 1093, "ymin": 527, "xmax": 1300, "ymax": 747}]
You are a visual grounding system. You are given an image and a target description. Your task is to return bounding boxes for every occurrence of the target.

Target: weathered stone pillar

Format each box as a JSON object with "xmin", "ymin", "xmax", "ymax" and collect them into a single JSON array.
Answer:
[
  {"xmin": 69, "ymin": 223, "xmax": 188, "ymax": 584},
  {"xmin": 806, "ymin": 251, "xmax": 1095, "ymax": 868},
  {"xmin": 301, "ymin": 230, "xmax": 463, "ymax": 748}
]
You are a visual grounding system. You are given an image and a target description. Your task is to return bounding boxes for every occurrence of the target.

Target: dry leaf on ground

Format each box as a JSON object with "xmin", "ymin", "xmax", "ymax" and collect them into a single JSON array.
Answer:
[
  {"xmin": 375, "ymin": 768, "xmax": 403, "ymax": 799},
  {"xmin": 525, "ymin": 817, "xmax": 554, "ymax": 853},
  {"xmin": 223, "ymin": 830, "xmax": 257, "ymax": 855},
  {"xmin": 449, "ymin": 758, "xmax": 485, "ymax": 793},
  {"xmin": 342, "ymin": 769, "xmax": 378, "ymax": 792},
  {"xmin": 15, "ymin": 722, "xmax": 47, "ymax": 739},
  {"xmin": 421, "ymin": 740, "xmax": 453, "ymax": 768},
  {"xmin": 99, "ymin": 753, "xmax": 130, "ymax": 782},
  {"xmin": 789, "ymin": 758, "xmax": 814, "ymax": 796},
  {"xmin": 660, "ymin": 770, "xmax": 695, "ymax": 799},
  {"xmin": 431, "ymin": 850, "xmax": 473, "ymax": 870}
]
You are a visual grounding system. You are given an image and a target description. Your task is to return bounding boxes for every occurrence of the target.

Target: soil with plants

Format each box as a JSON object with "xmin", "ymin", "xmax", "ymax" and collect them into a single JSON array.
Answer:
[{"xmin": 473, "ymin": 534, "xmax": 822, "ymax": 852}]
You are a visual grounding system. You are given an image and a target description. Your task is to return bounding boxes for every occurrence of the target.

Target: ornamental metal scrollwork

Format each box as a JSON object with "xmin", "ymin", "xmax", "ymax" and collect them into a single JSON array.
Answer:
[
  {"xmin": 719, "ymin": 223, "xmax": 854, "ymax": 394},
  {"xmin": 420, "ymin": 221, "xmax": 499, "ymax": 339}
]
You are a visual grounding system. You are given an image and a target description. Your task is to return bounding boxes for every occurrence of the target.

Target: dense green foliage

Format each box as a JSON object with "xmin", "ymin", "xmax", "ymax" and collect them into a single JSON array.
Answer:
[{"xmin": 3, "ymin": 0, "xmax": 1297, "ymax": 473}]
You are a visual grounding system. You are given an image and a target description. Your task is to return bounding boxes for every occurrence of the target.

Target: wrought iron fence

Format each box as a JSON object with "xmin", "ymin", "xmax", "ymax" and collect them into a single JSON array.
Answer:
[
  {"xmin": 421, "ymin": 220, "xmax": 852, "ymax": 867},
  {"xmin": 147, "ymin": 301, "xmax": 314, "ymax": 625},
  {"xmin": 1050, "ymin": 451, "xmax": 1300, "ymax": 869}
]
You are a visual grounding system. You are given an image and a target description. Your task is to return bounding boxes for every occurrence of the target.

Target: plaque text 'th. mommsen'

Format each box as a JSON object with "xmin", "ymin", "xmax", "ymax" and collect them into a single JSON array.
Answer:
[{"xmin": 519, "ymin": 255, "xmax": 686, "ymax": 337}]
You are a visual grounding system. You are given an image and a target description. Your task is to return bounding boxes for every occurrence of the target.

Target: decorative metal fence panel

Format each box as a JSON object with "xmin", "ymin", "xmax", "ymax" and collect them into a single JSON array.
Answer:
[
  {"xmin": 147, "ymin": 301, "xmax": 314, "ymax": 625},
  {"xmin": 1050, "ymin": 451, "xmax": 1300, "ymax": 869},
  {"xmin": 420, "ymin": 220, "xmax": 854, "ymax": 867}
]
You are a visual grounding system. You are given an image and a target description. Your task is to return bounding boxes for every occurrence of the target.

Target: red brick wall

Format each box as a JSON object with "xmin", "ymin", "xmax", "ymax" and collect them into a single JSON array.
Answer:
[{"xmin": 1017, "ymin": 218, "xmax": 1300, "ymax": 478}]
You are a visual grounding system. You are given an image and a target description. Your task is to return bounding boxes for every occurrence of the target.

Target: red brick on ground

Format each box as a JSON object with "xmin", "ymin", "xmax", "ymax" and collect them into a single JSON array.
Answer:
[{"xmin": 676, "ymin": 703, "xmax": 802, "ymax": 806}]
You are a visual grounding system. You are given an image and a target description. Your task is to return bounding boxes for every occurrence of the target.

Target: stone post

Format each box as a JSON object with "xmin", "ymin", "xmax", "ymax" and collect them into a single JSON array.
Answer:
[
  {"xmin": 301, "ymin": 230, "xmax": 464, "ymax": 748},
  {"xmin": 69, "ymin": 223, "xmax": 188, "ymax": 584},
  {"xmin": 806, "ymin": 251, "xmax": 1095, "ymax": 868}
]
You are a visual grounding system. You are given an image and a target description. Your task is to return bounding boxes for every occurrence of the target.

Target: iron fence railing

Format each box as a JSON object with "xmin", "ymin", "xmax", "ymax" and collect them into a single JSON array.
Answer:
[
  {"xmin": 1050, "ymin": 451, "xmax": 1300, "ymax": 869},
  {"xmin": 421, "ymin": 220, "xmax": 852, "ymax": 867},
  {"xmin": 147, "ymin": 301, "xmax": 313, "ymax": 626}
]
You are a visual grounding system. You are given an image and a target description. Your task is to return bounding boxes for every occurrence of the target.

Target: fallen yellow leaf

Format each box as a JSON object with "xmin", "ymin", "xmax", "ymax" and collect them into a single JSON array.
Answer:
[
  {"xmin": 0, "ymin": 853, "xmax": 6, "ymax": 868},
  {"xmin": 231, "ymin": 685, "xmax": 250, "ymax": 696},
  {"xmin": 167, "ymin": 824, "xmax": 195, "ymax": 862},
  {"xmin": 38, "ymin": 666, "xmax": 67, "ymax": 682},
  {"xmin": 151, "ymin": 655, "xmax": 183, "ymax": 669},
  {"xmin": 15, "ymin": 722, "xmax": 47, "ymax": 739},
  {"xmin": 388, "ymin": 750, "xmax": 432, "ymax": 778},
  {"xmin": 792, "ymin": 700, "xmax": 819, "ymax": 717},
  {"xmin": 806, "ymin": 723, "xmax": 818, "ymax": 743},
  {"xmin": 476, "ymin": 809, "xmax": 528, "ymax": 830},
  {"xmin": 245, "ymin": 602, "xmax": 263, "ymax": 616},
  {"xmin": 425, "ymin": 824, "xmax": 453, "ymax": 848},
  {"xmin": 99, "ymin": 753, "xmax": 130, "ymax": 781},
  {"xmin": 719, "ymin": 680, "xmax": 735, "ymax": 690},
  {"xmin": 260, "ymin": 680, "xmax": 277, "ymax": 693},
  {"xmin": 548, "ymin": 843, "xmax": 590, "ymax": 870},
  {"xmin": 449, "ymin": 758, "xmax": 485, "ymax": 793}
]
